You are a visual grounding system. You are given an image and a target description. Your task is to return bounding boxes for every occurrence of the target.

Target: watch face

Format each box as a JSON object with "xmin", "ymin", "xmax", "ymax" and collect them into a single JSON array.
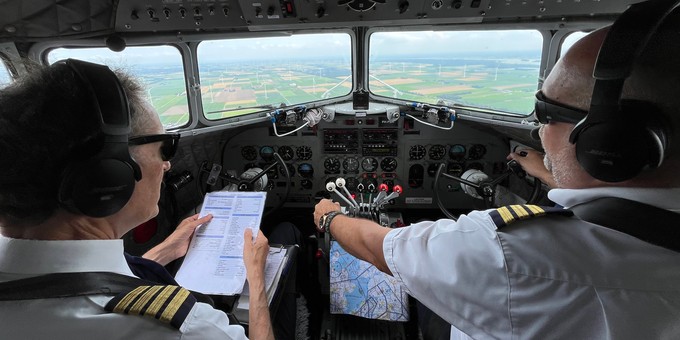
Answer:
[
  {"xmin": 319, "ymin": 215, "xmax": 326, "ymax": 230},
  {"xmin": 322, "ymin": 211, "xmax": 341, "ymax": 233}
]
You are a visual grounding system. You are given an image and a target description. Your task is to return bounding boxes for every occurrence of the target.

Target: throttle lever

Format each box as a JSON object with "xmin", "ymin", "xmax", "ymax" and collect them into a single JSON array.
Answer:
[
  {"xmin": 326, "ymin": 181, "xmax": 356, "ymax": 210},
  {"xmin": 374, "ymin": 191, "xmax": 399, "ymax": 209},
  {"xmin": 336, "ymin": 178, "xmax": 359, "ymax": 208}
]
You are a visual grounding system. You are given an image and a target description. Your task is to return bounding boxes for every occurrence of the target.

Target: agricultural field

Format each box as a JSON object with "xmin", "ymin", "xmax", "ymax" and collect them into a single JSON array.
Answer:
[
  {"xmin": 369, "ymin": 57, "xmax": 539, "ymax": 114},
  {"xmin": 143, "ymin": 56, "xmax": 539, "ymax": 128}
]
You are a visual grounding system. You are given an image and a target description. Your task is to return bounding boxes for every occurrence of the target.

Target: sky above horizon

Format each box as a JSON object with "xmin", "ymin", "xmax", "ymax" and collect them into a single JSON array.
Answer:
[{"xmin": 47, "ymin": 29, "xmax": 556, "ymax": 66}]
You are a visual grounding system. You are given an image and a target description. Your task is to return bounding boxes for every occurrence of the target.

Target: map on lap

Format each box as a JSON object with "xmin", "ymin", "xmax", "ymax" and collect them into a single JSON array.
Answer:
[{"xmin": 329, "ymin": 241, "xmax": 409, "ymax": 321}]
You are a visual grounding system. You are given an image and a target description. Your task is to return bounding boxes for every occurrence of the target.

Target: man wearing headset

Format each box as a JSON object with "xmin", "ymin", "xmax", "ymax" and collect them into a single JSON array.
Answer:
[
  {"xmin": 314, "ymin": 2, "xmax": 680, "ymax": 339},
  {"xmin": 0, "ymin": 61, "xmax": 274, "ymax": 339}
]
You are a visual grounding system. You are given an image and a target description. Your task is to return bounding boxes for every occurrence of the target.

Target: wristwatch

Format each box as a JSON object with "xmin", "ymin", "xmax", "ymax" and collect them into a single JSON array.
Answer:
[{"xmin": 319, "ymin": 211, "xmax": 343, "ymax": 235}]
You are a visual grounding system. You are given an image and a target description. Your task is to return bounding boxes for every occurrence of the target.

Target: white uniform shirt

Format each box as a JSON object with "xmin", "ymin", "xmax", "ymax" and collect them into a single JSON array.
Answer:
[
  {"xmin": 383, "ymin": 187, "xmax": 680, "ymax": 339},
  {"xmin": 0, "ymin": 236, "xmax": 247, "ymax": 339}
]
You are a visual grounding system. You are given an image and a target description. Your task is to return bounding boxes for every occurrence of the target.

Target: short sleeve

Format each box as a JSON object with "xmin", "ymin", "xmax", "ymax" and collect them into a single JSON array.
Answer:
[{"xmin": 382, "ymin": 211, "xmax": 512, "ymax": 339}]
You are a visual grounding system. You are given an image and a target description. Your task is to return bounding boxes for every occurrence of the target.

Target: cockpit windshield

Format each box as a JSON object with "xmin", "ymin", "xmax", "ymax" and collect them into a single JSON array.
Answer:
[
  {"xmin": 368, "ymin": 29, "xmax": 543, "ymax": 115},
  {"xmin": 197, "ymin": 33, "xmax": 352, "ymax": 120}
]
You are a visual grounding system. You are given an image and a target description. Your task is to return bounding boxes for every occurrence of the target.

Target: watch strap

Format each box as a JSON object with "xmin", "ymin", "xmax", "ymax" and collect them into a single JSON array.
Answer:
[{"xmin": 321, "ymin": 211, "xmax": 343, "ymax": 235}]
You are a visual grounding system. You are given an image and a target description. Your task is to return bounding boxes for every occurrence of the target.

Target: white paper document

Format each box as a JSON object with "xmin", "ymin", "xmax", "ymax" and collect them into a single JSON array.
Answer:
[{"xmin": 175, "ymin": 191, "xmax": 267, "ymax": 296}]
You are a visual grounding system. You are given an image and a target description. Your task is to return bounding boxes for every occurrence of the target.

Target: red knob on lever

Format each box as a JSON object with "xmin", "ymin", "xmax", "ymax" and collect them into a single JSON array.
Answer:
[
  {"xmin": 393, "ymin": 185, "xmax": 403, "ymax": 194},
  {"xmin": 379, "ymin": 183, "xmax": 389, "ymax": 192}
]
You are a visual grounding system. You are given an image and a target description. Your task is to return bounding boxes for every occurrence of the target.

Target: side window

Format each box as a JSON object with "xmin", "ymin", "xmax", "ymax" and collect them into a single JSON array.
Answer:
[
  {"xmin": 48, "ymin": 46, "xmax": 189, "ymax": 129},
  {"xmin": 0, "ymin": 63, "xmax": 10, "ymax": 87},
  {"xmin": 560, "ymin": 32, "xmax": 588, "ymax": 58},
  {"xmin": 369, "ymin": 30, "xmax": 543, "ymax": 116}
]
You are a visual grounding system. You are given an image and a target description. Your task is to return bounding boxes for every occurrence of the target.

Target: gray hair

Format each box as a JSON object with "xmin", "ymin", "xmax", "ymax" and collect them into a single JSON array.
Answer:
[{"xmin": 0, "ymin": 61, "xmax": 151, "ymax": 227}]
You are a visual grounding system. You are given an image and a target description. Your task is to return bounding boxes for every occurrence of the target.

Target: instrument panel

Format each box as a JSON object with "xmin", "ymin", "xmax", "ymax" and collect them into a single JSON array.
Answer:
[{"xmin": 221, "ymin": 115, "xmax": 509, "ymax": 210}]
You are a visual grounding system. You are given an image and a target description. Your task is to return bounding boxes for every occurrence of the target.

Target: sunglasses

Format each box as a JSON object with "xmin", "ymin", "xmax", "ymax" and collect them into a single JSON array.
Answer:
[
  {"xmin": 534, "ymin": 90, "xmax": 588, "ymax": 124},
  {"xmin": 128, "ymin": 133, "xmax": 181, "ymax": 161}
]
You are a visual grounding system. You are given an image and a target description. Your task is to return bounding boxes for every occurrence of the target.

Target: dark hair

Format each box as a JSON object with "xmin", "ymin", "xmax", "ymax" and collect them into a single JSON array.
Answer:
[{"xmin": 0, "ymin": 62, "xmax": 147, "ymax": 226}]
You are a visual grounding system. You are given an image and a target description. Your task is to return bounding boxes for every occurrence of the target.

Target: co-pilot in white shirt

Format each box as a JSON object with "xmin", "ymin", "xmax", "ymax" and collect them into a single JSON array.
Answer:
[
  {"xmin": 0, "ymin": 236, "xmax": 247, "ymax": 339},
  {"xmin": 384, "ymin": 187, "xmax": 680, "ymax": 339}
]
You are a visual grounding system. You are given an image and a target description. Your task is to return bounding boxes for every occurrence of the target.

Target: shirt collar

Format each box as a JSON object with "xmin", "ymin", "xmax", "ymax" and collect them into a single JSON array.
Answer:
[
  {"xmin": 0, "ymin": 236, "xmax": 135, "ymax": 276},
  {"xmin": 548, "ymin": 187, "xmax": 680, "ymax": 213}
]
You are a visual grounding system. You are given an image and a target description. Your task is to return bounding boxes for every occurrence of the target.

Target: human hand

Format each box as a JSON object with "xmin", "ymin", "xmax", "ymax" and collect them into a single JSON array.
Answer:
[
  {"xmin": 313, "ymin": 199, "xmax": 342, "ymax": 232},
  {"xmin": 507, "ymin": 149, "xmax": 557, "ymax": 189},
  {"xmin": 243, "ymin": 229, "xmax": 269, "ymax": 280},
  {"xmin": 142, "ymin": 213, "xmax": 213, "ymax": 266}
]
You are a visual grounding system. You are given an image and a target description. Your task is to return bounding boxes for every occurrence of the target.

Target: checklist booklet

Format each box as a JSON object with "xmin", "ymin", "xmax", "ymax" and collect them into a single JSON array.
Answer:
[{"xmin": 175, "ymin": 191, "xmax": 267, "ymax": 296}]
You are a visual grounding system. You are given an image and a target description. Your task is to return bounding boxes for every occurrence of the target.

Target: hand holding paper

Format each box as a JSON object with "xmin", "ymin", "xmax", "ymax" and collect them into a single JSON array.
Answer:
[
  {"xmin": 243, "ymin": 228, "xmax": 269, "ymax": 281},
  {"xmin": 175, "ymin": 191, "xmax": 267, "ymax": 295}
]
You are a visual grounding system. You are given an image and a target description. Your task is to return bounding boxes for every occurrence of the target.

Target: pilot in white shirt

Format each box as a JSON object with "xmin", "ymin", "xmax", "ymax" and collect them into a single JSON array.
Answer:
[{"xmin": 0, "ymin": 236, "xmax": 248, "ymax": 339}]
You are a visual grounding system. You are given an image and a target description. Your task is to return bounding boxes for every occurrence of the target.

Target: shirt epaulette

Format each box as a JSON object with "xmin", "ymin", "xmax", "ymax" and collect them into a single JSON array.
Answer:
[
  {"xmin": 104, "ymin": 285, "xmax": 196, "ymax": 329},
  {"xmin": 489, "ymin": 204, "xmax": 573, "ymax": 229}
]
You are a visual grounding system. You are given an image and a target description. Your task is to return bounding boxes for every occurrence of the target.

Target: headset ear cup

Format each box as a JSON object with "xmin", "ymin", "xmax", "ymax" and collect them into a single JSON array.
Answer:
[
  {"xmin": 620, "ymin": 99, "xmax": 667, "ymax": 169},
  {"xmin": 633, "ymin": 109, "xmax": 667, "ymax": 170},
  {"xmin": 574, "ymin": 121, "xmax": 653, "ymax": 182},
  {"xmin": 58, "ymin": 159, "xmax": 136, "ymax": 217},
  {"xmin": 56, "ymin": 59, "xmax": 140, "ymax": 218}
]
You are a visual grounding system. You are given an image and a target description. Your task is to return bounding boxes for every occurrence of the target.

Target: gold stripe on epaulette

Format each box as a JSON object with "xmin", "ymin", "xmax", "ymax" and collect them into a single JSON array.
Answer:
[
  {"xmin": 497, "ymin": 206, "xmax": 514, "ymax": 224},
  {"xmin": 145, "ymin": 285, "xmax": 178, "ymax": 317},
  {"xmin": 113, "ymin": 285, "xmax": 151, "ymax": 313},
  {"xmin": 129, "ymin": 285, "xmax": 164, "ymax": 314},
  {"xmin": 490, "ymin": 204, "xmax": 566, "ymax": 228},
  {"xmin": 159, "ymin": 287, "xmax": 191, "ymax": 324},
  {"xmin": 525, "ymin": 205, "xmax": 545, "ymax": 215},
  {"xmin": 104, "ymin": 285, "xmax": 197, "ymax": 329},
  {"xmin": 509, "ymin": 205, "xmax": 530, "ymax": 220}
]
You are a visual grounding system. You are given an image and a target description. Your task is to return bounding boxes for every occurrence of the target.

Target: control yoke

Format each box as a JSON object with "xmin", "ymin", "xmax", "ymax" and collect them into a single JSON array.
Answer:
[{"xmin": 434, "ymin": 160, "xmax": 541, "ymax": 220}]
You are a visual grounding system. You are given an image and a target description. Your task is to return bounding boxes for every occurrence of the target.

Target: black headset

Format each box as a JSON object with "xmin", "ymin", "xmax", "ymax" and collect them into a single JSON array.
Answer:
[
  {"xmin": 568, "ymin": 0, "xmax": 679, "ymax": 183},
  {"xmin": 57, "ymin": 59, "xmax": 142, "ymax": 217}
]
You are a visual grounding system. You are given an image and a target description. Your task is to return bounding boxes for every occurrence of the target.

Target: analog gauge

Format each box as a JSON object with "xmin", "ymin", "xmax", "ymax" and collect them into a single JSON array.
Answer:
[
  {"xmin": 449, "ymin": 144, "xmax": 466, "ymax": 161},
  {"xmin": 296, "ymin": 146, "xmax": 313, "ymax": 160},
  {"xmin": 324, "ymin": 157, "xmax": 341, "ymax": 173},
  {"xmin": 343, "ymin": 157, "xmax": 359, "ymax": 172},
  {"xmin": 278, "ymin": 163, "xmax": 295, "ymax": 177},
  {"xmin": 361, "ymin": 157, "xmax": 378, "ymax": 172},
  {"xmin": 380, "ymin": 157, "xmax": 398, "ymax": 172},
  {"xmin": 447, "ymin": 162, "xmax": 464, "ymax": 177},
  {"xmin": 429, "ymin": 144, "xmax": 446, "ymax": 160},
  {"xmin": 259, "ymin": 146, "xmax": 275, "ymax": 161},
  {"xmin": 427, "ymin": 163, "xmax": 440, "ymax": 177},
  {"xmin": 298, "ymin": 163, "xmax": 314, "ymax": 178},
  {"xmin": 468, "ymin": 144, "xmax": 487, "ymax": 160},
  {"xmin": 278, "ymin": 145, "xmax": 295, "ymax": 161},
  {"xmin": 241, "ymin": 146, "xmax": 258, "ymax": 161},
  {"xmin": 345, "ymin": 177, "xmax": 358, "ymax": 191},
  {"xmin": 382, "ymin": 179, "xmax": 394, "ymax": 192},
  {"xmin": 300, "ymin": 179, "xmax": 313, "ymax": 189},
  {"xmin": 265, "ymin": 164, "xmax": 278, "ymax": 179},
  {"xmin": 409, "ymin": 145, "xmax": 426, "ymax": 160},
  {"xmin": 408, "ymin": 164, "xmax": 424, "ymax": 188}
]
